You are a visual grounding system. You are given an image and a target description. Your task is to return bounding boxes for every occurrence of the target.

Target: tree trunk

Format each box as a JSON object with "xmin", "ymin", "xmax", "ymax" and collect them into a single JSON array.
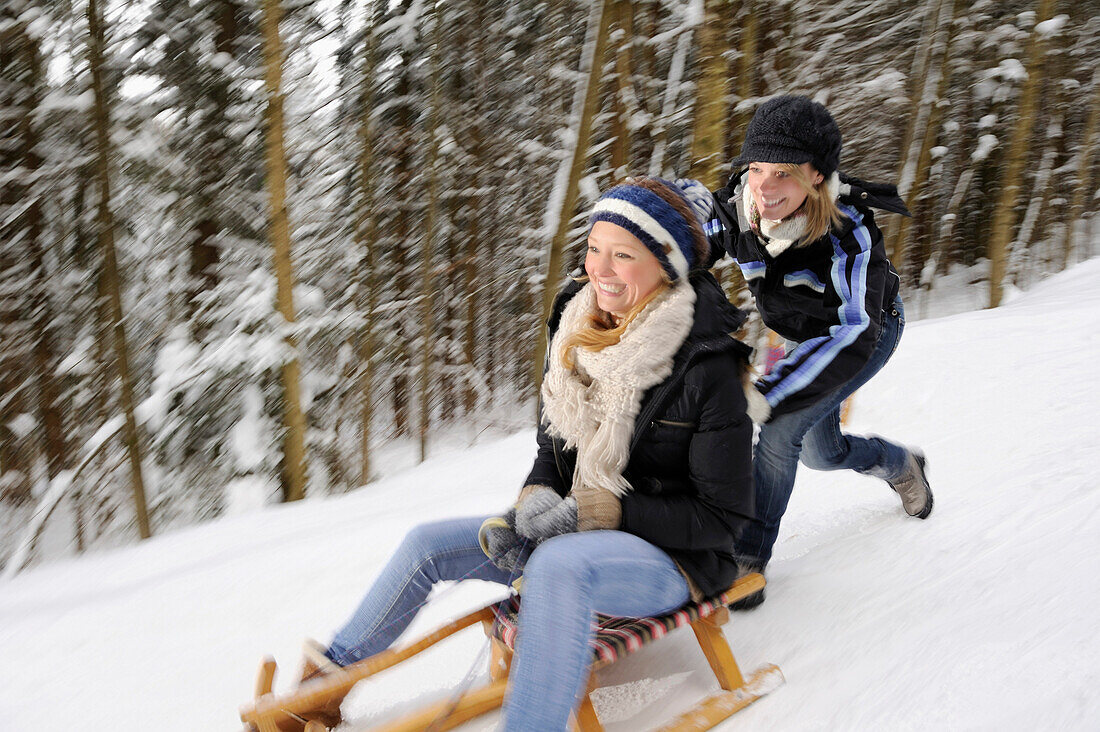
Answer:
[
  {"xmin": 440, "ymin": 196, "xmax": 459, "ymax": 421},
  {"xmin": 1008, "ymin": 113, "xmax": 1060, "ymax": 286},
  {"xmin": 632, "ymin": 0, "xmax": 660, "ymax": 167},
  {"xmin": 187, "ymin": 2, "xmax": 240, "ymax": 334},
  {"xmin": 932, "ymin": 18, "xmax": 980, "ymax": 277},
  {"xmin": 987, "ymin": 0, "xmax": 1057, "ymax": 308},
  {"xmin": 884, "ymin": 0, "xmax": 942, "ymax": 263},
  {"xmin": 259, "ymin": 0, "xmax": 309, "ymax": 501},
  {"xmin": 647, "ymin": 5, "xmax": 697, "ymax": 177},
  {"xmin": 687, "ymin": 0, "xmax": 729, "ymax": 190},
  {"xmin": 728, "ymin": 0, "xmax": 758, "ymax": 157},
  {"xmin": 0, "ymin": 5, "xmax": 39, "ymax": 507},
  {"xmin": 17, "ymin": 40, "xmax": 69, "ymax": 485},
  {"xmin": 533, "ymin": 0, "xmax": 613, "ymax": 389},
  {"xmin": 610, "ymin": 0, "xmax": 636, "ymax": 181},
  {"xmin": 1062, "ymin": 68, "xmax": 1100, "ymax": 269},
  {"xmin": 391, "ymin": 3, "xmax": 415, "ymax": 439},
  {"xmin": 87, "ymin": 0, "xmax": 152, "ymax": 537},
  {"xmin": 462, "ymin": 1, "xmax": 486, "ymax": 417},
  {"xmin": 418, "ymin": 2, "xmax": 443, "ymax": 463},
  {"xmin": 894, "ymin": 0, "xmax": 942, "ymax": 187},
  {"xmin": 720, "ymin": 0, "xmax": 757, "ymax": 299},
  {"xmin": 356, "ymin": 2, "xmax": 381, "ymax": 487},
  {"xmin": 888, "ymin": 0, "xmax": 960, "ymax": 277}
]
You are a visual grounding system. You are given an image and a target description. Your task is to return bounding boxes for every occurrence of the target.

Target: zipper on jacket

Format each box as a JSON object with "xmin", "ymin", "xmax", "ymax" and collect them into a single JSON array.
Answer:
[
  {"xmin": 652, "ymin": 418, "xmax": 697, "ymax": 428},
  {"xmin": 552, "ymin": 433, "xmax": 567, "ymax": 486}
]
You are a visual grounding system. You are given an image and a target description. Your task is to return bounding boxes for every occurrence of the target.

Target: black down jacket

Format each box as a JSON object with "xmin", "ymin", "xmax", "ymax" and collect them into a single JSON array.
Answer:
[{"xmin": 523, "ymin": 270, "xmax": 755, "ymax": 600}]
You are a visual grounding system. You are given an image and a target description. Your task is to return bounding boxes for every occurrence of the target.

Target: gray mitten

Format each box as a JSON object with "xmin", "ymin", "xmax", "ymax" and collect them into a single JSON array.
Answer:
[
  {"xmin": 516, "ymin": 487, "xmax": 578, "ymax": 541},
  {"xmin": 514, "ymin": 486, "xmax": 562, "ymax": 526},
  {"xmin": 478, "ymin": 510, "xmax": 530, "ymax": 573},
  {"xmin": 492, "ymin": 542, "xmax": 533, "ymax": 574}
]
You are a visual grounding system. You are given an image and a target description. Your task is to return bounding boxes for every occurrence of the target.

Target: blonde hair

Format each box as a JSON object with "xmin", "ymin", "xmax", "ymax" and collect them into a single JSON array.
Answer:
[
  {"xmin": 558, "ymin": 176, "xmax": 708, "ymax": 370},
  {"xmin": 560, "ymin": 279, "xmax": 670, "ymax": 370},
  {"xmin": 781, "ymin": 163, "xmax": 846, "ymax": 242}
]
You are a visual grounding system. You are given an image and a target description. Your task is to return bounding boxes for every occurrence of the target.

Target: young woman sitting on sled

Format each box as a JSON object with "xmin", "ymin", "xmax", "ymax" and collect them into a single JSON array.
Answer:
[{"xmin": 296, "ymin": 177, "xmax": 756, "ymax": 731}]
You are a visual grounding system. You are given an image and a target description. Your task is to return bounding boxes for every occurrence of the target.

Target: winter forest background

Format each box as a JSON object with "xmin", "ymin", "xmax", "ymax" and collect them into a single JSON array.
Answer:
[{"xmin": 1, "ymin": 0, "xmax": 1098, "ymax": 573}]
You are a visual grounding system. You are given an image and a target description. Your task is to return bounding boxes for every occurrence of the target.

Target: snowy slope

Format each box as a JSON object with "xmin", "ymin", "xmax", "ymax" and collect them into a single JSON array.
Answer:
[{"xmin": 2, "ymin": 259, "xmax": 1099, "ymax": 731}]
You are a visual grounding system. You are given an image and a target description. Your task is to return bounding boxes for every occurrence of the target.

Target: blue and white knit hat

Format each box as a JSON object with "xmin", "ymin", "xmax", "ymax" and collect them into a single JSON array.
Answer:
[{"xmin": 587, "ymin": 177, "xmax": 711, "ymax": 282}]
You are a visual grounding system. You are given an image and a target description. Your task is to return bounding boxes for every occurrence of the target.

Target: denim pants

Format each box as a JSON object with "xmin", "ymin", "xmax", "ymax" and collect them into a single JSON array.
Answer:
[
  {"xmin": 734, "ymin": 297, "xmax": 909, "ymax": 567},
  {"xmin": 327, "ymin": 517, "xmax": 690, "ymax": 731}
]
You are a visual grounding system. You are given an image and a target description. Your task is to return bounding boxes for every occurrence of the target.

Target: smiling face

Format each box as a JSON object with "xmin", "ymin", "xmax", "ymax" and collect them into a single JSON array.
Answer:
[
  {"xmin": 584, "ymin": 221, "xmax": 668, "ymax": 318},
  {"xmin": 747, "ymin": 161, "xmax": 822, "ymax": 221}
]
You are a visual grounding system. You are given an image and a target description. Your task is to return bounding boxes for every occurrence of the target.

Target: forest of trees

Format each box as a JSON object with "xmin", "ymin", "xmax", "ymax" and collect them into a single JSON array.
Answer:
[{"xmin": 2, "ymin": 0, "xmax": 1098, "ymax": 571}]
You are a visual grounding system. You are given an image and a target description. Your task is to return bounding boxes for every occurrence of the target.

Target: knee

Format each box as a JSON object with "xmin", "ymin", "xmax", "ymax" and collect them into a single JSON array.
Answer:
[
  {"xmin": 398, "ymin": 520, "xmax": 454, "ymax": 569},
  {"xmin": 755, "ymin": 427, "xmax": 803, "ymax": 468},
  {"xmin": 524, "ymin": 535, "xmax": 591, "ymax": 589},
  {"xmin": 799, "ymin": 444, "xmax": 844, "ymax": 471}
]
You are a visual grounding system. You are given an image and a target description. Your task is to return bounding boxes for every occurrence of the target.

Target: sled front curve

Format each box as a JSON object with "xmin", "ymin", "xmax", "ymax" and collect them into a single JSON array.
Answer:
[{"xmin": 240, "ymin": 573, "xmax": 782, "ymax": 732}]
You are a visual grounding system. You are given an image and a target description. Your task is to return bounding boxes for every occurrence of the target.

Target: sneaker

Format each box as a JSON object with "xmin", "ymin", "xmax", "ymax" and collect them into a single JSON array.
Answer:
[{"xmin": 889, "ymin": 451, "xmax": 933, "ymax": 519}]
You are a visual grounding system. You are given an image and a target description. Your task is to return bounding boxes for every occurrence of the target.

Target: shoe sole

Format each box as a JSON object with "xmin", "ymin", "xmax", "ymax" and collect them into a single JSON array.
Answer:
[{"xmin": 910, "ymin": 453, "xmax": 933, "ymax": 520}]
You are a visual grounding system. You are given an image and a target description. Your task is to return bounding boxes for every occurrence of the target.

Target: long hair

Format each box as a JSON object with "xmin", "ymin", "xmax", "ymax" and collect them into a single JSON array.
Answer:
[
  {"xmin": 781, "ymin": 164, "xmax": 846, "ymax": 242},
  {"xmin": 558, "ymin": 177, "xmax": 708, "ymax": 370},
  {"xmin": 560, "ymin": 281, "xmax": 670, "ymax": 370}
]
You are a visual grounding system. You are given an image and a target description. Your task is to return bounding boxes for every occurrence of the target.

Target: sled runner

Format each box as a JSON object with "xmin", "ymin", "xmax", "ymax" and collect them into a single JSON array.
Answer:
[{"xmin": 240, "ymin": 573, "xmax": 781, "ymax": 732}]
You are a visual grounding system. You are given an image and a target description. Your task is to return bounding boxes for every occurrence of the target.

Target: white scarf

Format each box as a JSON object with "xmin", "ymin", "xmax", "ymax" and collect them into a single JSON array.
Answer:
[{"xmin": 540, "ymin": 282, "xmax": 697, "ymax": 497}]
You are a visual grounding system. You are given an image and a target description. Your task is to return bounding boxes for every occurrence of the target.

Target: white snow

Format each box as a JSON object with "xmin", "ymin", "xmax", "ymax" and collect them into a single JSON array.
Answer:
[
  {"xmin": 998, "ymin": 58, "xmax": 1028, "ymax": 83},
  {"xmin": 972, "ymin": 134, "xmax": 999, "ymax": 161},
  {"xmin": 853, "ymin": 68, "xmax": 906, "ymax": 94},
  {"xmin": 1035, "ymin": 15, "xmax": 1068, "ymax": 36},
  {"xmin": 37, "ymin": 89, "xmax": 94, "ymax": 114},
  {"xmin": 3, "ymin": 259, "xmax": 1100, "ymax": 730},
  {"xmin": 5, "ymin": 412, "xmax": 36, "ymax": 440},
  {"xmin": 229, "ymin": 384, "xmax": 271, "ymax": 475}
]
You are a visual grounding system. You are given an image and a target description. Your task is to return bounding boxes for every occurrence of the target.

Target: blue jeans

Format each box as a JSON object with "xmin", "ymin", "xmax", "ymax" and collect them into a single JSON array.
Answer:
[
  {"xmin": 327, "ymin": 517, "xmax": 690, "ymax": 731},
  {"xmin": 734, "ymin": 297, "xmax": 909, "ymax": 567}
]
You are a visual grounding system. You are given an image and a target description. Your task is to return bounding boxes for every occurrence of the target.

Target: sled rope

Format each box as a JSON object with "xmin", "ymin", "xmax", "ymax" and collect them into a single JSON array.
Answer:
[
  {"xmin": 422, "ymin": 537, "xmax": 531, "ymax": 732},
  {"xmin": 337, "ymin": 538, "xmax": 528, "ymax": 670}
]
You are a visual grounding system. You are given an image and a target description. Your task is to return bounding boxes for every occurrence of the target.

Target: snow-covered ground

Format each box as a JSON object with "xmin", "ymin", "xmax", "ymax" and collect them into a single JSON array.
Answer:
[{"xmin": 2, "ymin": 259, "xmax": 1099, "ymax": 731}]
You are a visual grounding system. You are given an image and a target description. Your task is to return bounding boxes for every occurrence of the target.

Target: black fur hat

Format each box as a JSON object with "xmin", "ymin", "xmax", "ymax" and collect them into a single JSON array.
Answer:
[{"xmin": 731, "ymin": 95, "xmax": 842, "ymax": 178}]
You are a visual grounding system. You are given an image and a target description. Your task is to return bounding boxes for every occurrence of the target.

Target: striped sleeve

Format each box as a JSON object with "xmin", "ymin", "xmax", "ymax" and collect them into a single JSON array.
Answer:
[
  {"xmin": 703, "ymin": 216, "xmax": 724, "ymax": 238},
  {"xmin": 756, "ymin": 205, "xmax": 885, "ymax": 415},
  {"xmin": 704, "ymin": 188, "xmax": 740, "ymax": 267},
  {"xmin": 704, "ymin": 213, "xmax": 727, "ymax": 269}
]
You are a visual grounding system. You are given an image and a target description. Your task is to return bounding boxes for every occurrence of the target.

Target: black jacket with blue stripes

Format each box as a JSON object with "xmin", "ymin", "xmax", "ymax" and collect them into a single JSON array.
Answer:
[{"xmin": 706, "ymin": 169, "xmax": 908, "ymax": 418}]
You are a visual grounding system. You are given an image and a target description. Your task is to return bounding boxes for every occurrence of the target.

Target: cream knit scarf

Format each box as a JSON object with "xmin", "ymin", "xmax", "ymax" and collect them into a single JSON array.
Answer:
[{"xmin": 540, "ymin": 281, "xmax": 697, "ymax": 497}]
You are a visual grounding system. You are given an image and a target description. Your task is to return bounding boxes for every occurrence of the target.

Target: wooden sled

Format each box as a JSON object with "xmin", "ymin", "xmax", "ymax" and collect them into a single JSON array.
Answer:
[{"xmin": 240, "ymin": 573, "xmax": 782, "ymax": 732}]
